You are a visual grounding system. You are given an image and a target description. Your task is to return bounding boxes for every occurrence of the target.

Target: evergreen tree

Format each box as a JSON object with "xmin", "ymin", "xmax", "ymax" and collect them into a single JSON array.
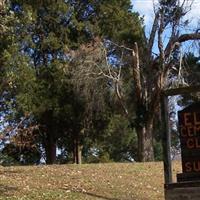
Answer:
[{"xmin": 2, "ymin": 0, "xmax": 144, "ymax": 164}]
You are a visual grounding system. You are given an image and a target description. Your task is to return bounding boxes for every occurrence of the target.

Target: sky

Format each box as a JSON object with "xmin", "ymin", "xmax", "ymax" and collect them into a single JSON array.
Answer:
[
  {"xmin": 131, "ymin": 0, "xmax": 200, "ymax": 35},
  {"xmin": 131, "ymin": 0, "xmax": 200, "ymax": 54},
  {"xmin": 131, "ymin": 0, "xmax": 200, "ymax": 111}
]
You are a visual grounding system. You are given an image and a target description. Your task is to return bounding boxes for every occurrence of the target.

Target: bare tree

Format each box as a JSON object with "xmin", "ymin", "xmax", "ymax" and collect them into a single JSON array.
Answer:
[
  {"xmin": 70, "ymin": 38, "xmax": 126, "ymax": 114},
  {"xmin": 131, "ymin": 0, "xmax": 200, "ymax": 161},
  {"xmin": 69, "ymin": 1, "xmax": 200, "ymax": 162}
]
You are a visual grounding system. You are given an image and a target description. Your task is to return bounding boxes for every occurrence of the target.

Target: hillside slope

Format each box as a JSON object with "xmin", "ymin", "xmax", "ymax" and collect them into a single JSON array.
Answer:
[{"xmin": 0, "ymin": 162, "xmax": 181, "ymax": 200}]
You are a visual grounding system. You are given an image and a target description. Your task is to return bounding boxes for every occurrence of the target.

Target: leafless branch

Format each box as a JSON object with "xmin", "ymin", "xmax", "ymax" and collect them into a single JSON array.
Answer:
[
  {"xmin": 158, "ymin": 12, "xmax": 165, "ymax": 67},
  {"xmin": 177, "ymin": 33, "xmax": 200, "ymax": 43},
  {"xmin": 109, "ymin": 40, "xmax": 133, "ymax": 51},
  {"xmin": 148, "ymin": 12, "xmax": 159, "ymax": 55},
  {"xmin": 132, "ymin": 42, "xmax": 142, "ymax": 103}
]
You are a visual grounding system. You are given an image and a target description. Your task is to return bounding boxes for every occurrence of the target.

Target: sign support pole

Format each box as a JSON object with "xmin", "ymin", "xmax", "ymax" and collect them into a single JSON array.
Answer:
[{"xmin": 161, "ymin": 94, "xmax": 172, "ymax": 184}]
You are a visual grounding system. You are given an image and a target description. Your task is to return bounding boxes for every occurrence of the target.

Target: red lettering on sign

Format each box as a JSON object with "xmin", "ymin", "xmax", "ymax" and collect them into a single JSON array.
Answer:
[
  {"xmin": 185, "ymin": 138, "xmax": 200, "ymax": 149},
  {"xmin": 196, "ymin": 138, "xmax": 200, "ymax": 148},
  {"xmin": 193, "ymin": 161, "xmax": 200, "ymax": 172},
  {"xmin": 194, "ymin": 113, "xmax": 200, "ymax": 125},
  {"xmin": 185, "ymin": 162, "xmax": 192, "ymax": 172},
  {"xmin": 181, "ymin": 126, "xmax": 187, "ymax": 137},
  {"xmin": 187, "ymin": 126, "xmax": 194, "ymax": 137},
  {"xmin": 186, "ymin": 138, "xmax": 195, "ymax": 149},
  {"xmin": 196, "ymin": 126, "xmax": 200, "ymax": 135},
  {"xmin": 184, "ymin": 113, "xmax": 192, "ymax": 126},
  {"xmin": 184, "ymin": 161, "xmax": 200, "ymax": 173},
  {"xmin": 179, "ymin": 108, "xmax": 200, "ymax": 174}
]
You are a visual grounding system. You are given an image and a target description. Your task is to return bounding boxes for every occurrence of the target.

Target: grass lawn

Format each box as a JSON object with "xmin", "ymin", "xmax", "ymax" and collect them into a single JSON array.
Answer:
[{"xmin": 0, "ymin": 162, "xmax": 181, "ymax": 200}]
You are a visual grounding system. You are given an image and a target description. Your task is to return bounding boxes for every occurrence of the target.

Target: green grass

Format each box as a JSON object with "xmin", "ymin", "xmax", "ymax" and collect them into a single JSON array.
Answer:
[{"xmin": 0, "ymin": 162, "xmax": 181, "ymax": 200}]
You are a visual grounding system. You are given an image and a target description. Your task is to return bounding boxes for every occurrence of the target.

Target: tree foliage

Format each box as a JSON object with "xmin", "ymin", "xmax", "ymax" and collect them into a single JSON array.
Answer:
[
  {"xmin": 1, "ymin": 0, "xmax": 144, "ymax": 164},
  {"xmin": 1, "ymin": 0, "xmax": 200, "ymax": 165}
]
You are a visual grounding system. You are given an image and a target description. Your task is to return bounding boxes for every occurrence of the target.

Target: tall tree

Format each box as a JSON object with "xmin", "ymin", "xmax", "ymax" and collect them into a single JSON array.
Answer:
[
  {"xmin": 74, "ymin": 0, "xmax": 200, "ymax": 161},
  {"xmin": 3, "ymin": 0, "xmax": 77, "ymax": 164},
  {"xmin": 129, "ymin": 0, "xmax": 200, "ymax": 161},
  {"xmin": 3, "ymin": 0, "xmax": 144, "ymax": 163}
]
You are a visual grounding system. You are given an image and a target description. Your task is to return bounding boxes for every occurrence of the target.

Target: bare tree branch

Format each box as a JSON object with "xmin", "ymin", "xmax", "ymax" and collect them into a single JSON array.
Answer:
[
  {"xmin": 158, "ymin": 12, "xmax": 165, "ymax": 68},
  {"xmin": 177, "ymin": 33, "xmax": 200, "ymax": 43},
  {"xmin": 132, "ymin": 42, "xmax": 142, "ymax": 103},
  {"xmin": 164, "ymin": 33, "xmax": 200, "ymax": 60},
  {"xmin": 115, "ymin": 82, "xmax": 129, "ymax": 117},
  {"xmin": 148, "ymin": 12, "xmax": 159, "ymax": 55}
]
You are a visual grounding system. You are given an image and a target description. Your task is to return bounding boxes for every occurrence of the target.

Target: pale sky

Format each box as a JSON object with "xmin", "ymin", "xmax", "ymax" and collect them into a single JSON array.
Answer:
[{"xmin": 132, "ymin": 0, "xmax": 200, "ymax": 35}]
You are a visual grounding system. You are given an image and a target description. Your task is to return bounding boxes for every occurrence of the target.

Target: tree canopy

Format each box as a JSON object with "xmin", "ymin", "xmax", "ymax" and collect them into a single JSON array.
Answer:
[{"xmin": 0, "ymin": 0, "xmax": 200, "ymax": 164}]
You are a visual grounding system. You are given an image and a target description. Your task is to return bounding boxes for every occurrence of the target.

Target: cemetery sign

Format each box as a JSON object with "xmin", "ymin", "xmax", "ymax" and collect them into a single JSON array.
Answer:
[{"xmin": 178, "ymin": 103, "xmax": 200, "ymax": 174}]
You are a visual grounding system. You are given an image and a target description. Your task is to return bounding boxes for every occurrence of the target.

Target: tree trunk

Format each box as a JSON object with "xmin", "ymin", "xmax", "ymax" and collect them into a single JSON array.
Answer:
[
  {"xmin": 45, "ymin": 134, "xmax": 56, "ymax": 164},
  {"xmin": 135, "ymin": 71, "xmax": 164, "ymax": 162},
  {"xmin": 73, "ymin": 135, "xmax": 82, "ymax": 164},
  {"xmin": 136, "ymin": 118, "xmax": 154, "ymax": 162}
]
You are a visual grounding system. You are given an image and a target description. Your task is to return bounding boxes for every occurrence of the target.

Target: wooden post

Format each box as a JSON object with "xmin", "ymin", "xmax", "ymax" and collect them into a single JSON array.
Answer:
[
  {"xmin": 164, "ymin": 85, "xmax": 200, "ymax": 96},
  {"xmin": 161, "ymin": 94, "xmax": 172, "ymax": 184}
]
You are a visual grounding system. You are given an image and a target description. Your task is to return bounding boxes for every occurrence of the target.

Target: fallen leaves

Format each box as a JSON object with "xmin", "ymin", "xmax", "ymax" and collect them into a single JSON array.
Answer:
[{"xmin": 0, "ymin": 162, "xmax": 182, "ymax": 200}]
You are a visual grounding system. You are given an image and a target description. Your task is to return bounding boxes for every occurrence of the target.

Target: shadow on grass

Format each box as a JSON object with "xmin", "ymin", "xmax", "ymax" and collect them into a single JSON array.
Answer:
[
  {"xmin": 0, "ymin": 184, "xmax": 18, "ymax": 196},
  {"xmin": 62, "ymin": 188, "xmax": 122, "ymax": 200},
  {"xmin": 83, "ymin": 192, "xmax": 122, "ymax": 200},
  {"xmin": 2, "ymin": 169, "xmax": 22, "ymax": 174}
]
